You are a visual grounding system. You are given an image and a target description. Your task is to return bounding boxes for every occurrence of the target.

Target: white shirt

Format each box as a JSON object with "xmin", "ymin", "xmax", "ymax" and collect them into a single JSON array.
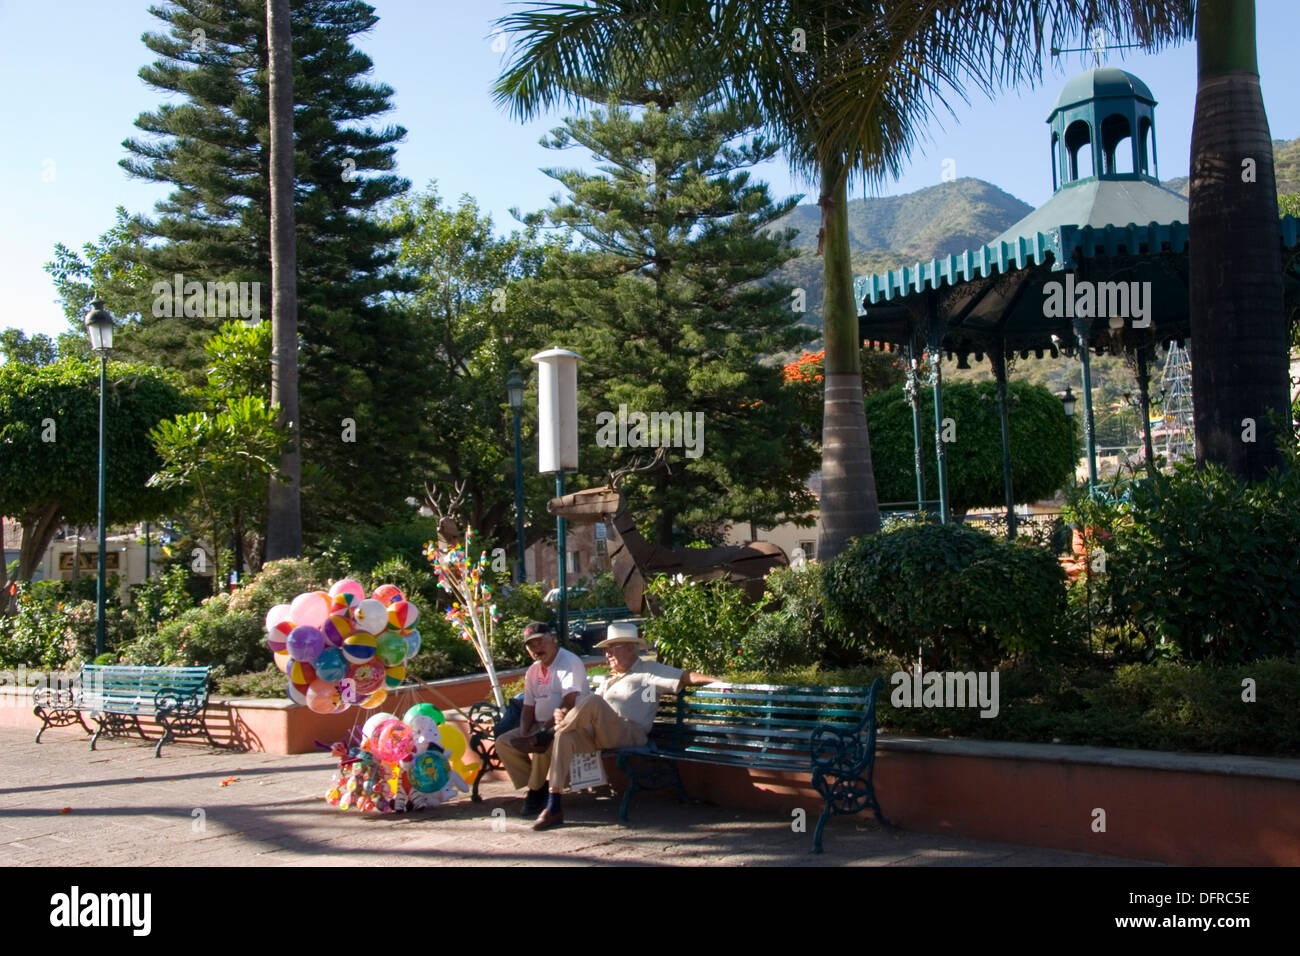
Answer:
[
  {"xmin": 523, "ymin": 648, "xmax": 589, "ymax": 724},
  {"xmin": 597, "ymin": 659, "xmax": 684, "ymax": 733}
]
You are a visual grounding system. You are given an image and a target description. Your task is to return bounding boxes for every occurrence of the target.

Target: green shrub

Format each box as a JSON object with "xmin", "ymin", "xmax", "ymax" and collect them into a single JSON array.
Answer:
[
  {"xmin": 310, "ymin": 517, "xmax": 445, "ymax": 579},
  {"xmin": 0, "ymin": 585, "xmax": 135, "ymax": 669},
  {"xmin": 130, "ymin": 564, "xmax": 198, "ymax": 627},
  {"xmin": 1099, "ymin": 461, "xmax": 1300, "ymax": 663},
  {"xmin": 824, "ymin": 522, "xmax": 1066, "ymax": 669},
  {"xmin": 363, "ymin": 556, "xmax": 440, "ymax": 612},
  {"xmin": 225, "ymin": 557, "xmax": 334, "ymax": 620},
  {"xmin": 739, "ymin": 564, "xmax": 862, "ymax": 670},
  {"xmin": 642, "ymin": 574, "xmax": 756, "ymax": 673}
]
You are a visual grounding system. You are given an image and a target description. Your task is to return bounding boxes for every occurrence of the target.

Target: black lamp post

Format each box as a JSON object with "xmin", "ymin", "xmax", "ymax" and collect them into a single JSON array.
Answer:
[
  {"xmin": 507, "ymin": 369, "xmax": 527, "ymax": 584},
  {"xmin": 85, "ymin": 297, "xmax": 115, "ymax": 658},
  {"xmin": 1061, "ymin": 386, "xmax": 1077, "ymax": 485}
]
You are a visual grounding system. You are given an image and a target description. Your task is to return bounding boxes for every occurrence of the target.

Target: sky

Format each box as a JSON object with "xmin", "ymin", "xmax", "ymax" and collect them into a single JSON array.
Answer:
[{"xmin": 2, "ymin": 0, "xmax": 1298, "ymax": 342}]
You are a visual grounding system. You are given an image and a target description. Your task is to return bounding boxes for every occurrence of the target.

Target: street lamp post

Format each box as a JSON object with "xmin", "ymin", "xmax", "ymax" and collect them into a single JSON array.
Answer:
[
  {"xmin": 507, "ymin": 369, "xmax": 527, "ymax": 585},
  {"xmin": 85, "ymin": 298, "xmax": 115, "ymax": 659},
  {"xmin": 531, "ymin": 349, "xmax": 579, "ymax": 645}
]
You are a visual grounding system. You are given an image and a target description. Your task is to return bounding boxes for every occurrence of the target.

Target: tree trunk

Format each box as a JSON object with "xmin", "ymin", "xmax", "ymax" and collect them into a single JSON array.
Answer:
[
  {"xmin": 817, "ymin": 159, "xmax": 880, "ymax": 561},
  {"xmin": 0, "ymin": 516, "xmax": 9, "ymax": 615},
  {"xmin": 18, "ymin": 503, "xmax": 62, "ymax": 582},
  {"xmin": 264, "ymin": 0, "xmax": 303, "ymax": 558},
  {"xmin": 1189, "ymin": 0, "xmax": 1290, "ymax": 480}
]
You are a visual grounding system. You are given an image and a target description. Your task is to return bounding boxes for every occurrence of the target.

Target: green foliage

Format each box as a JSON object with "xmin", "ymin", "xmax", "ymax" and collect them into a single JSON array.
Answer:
[
  {"xmin": 642, "ymin": 574, "xmax": 756, "ymax": 673},
  {"xmin": 224, "ymin": 558, "xmax": 334, "ymax": 620},
  {"xmin": 310, "ymin": 517, "xmax": 444, "ymax": 580},
  {"xmin": 0, "ymin": 584, "xmax": 135, "ymax": 669},
  {"xmin": 1095, "ymin": 460, "xmax": 1300, "ymax": 662},
  {"xmin": 737, "ymin": 563, "xmax": 857, "ymax": 670},
  {"xmin": 0, "ymin": 329, "xmax": 58, "ymax": 366},
  {"xmin": 720, "ymin": 657, "xmax": 1300, "ymax": 756},
  {"xmin": 362, "ymin": 557, "xmax": 439, "ymax": 616},
  {"xmin": 864, "ymin": 379, "xmax": 1076, "ymax": 512},
  {"xmin": 130, "ymin": 564, "xmax": 198, "ymax": 627},
  {"xmin": 526, "ymin": 97, "xmax": 819, "ymax": 540},
  {"xmin": 0, "ymin": 357, "xmax": 191, "ymax": 579},
  {"xmin": 824, "ymin": 523, "xmax": 1066, "ymax": 669},
  {"xmin": 574, "ymin": 570, "xmax": 624, "ymax": 609},
  {"xmin": 487, "ymin": 582, "xmax": 551, "ymax": 671}
]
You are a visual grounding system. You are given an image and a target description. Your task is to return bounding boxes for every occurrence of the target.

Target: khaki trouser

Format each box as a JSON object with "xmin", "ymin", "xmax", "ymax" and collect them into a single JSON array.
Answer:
[
  {"xmin": 548, "ymin": 694, "xmax": 646, "ymax": 790},
  {"xmin": 495, "ymin": 727, "xmax": 552, "ymax": 790}
]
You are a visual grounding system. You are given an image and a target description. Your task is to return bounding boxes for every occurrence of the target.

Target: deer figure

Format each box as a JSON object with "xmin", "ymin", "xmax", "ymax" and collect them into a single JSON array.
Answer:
[
  {"xmin": 546, "ymin": 454, "xmax": 788, "ymax": 613},
  {"xmin": 424, "ymin": 480, "xmax": 468, "ymax": 551}
]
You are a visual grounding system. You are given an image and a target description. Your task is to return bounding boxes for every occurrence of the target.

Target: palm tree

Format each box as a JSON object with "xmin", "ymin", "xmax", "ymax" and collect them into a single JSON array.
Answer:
[
  {"xmin": 492, "ymin": 1, "xmax": 1191, "ymax": 560},
  {"xmin": 1189, "ymin": 0, "xmax": 1290, "ymax": 480},
  {"xmin": 264, "ymin": 0, "xmax": 302, "ymax": 560}
]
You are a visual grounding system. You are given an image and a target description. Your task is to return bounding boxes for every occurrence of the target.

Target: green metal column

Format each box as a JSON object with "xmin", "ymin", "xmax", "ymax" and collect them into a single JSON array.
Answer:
[
  {"xmin": 95, "ymin": 354, "xmax": 108, "ymax": 658},
  {"xmin": 555, "ymin": 470, "xmax": 567, "ymax": 643},
  {"xmin": 990, "ymin": 347, "xmax": 1017, "ymax": 539},
  {"xmin": 1136, "ymin": 345, "xmax": 1157, "ymax": 477},
  {"xmin": 1074, "ymin": 319, "xmax": 1099, "ymax": 495},
  {"xmin": 905, "ymin": 338, "xmax": 925, "ymax": 512},
  {"xmin": 928, "ymin": 351, "xmax": 950, "ymax": 524},
  {"xmin": 513, "ymin": 406, "xmax": 526, "ymax": 583}
]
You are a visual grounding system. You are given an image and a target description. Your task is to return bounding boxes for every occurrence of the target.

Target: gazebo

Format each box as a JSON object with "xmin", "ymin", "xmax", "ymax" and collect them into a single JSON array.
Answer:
[{"xmin": 855, "ymin": 66, "xmax": 1300, "ymax": 533}]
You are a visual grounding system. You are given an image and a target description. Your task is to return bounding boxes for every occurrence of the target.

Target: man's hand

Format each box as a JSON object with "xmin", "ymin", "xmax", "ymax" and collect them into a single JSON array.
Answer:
[{"xmin": 553, "ymin": 707, "xmax": 569, "ymax": 727}]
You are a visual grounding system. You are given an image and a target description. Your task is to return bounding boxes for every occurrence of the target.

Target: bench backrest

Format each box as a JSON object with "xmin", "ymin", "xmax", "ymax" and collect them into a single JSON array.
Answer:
[
  {"xmin": 79, "ymin": 665, "xmax": 211, "ymax": 714},
  {"xmin": 651, "ymin": 681, "xmax": 882, "ymax": 770}
]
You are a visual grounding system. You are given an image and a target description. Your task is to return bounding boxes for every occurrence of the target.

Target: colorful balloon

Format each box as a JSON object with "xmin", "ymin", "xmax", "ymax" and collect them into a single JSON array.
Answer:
[
  {"xmin": 341, "ymin": 632, "xmax": 378, "ymax": 664},
  {"xmin": 403, "ymin": 628, "xmax": 422, "ymax": 658},
  {"xmin": 362, "ymin": 713, "xmax": 397, "ymax": 740},
  {"xmin": 350, "ymin": 660, "xmax": 387, "ymax": 695},
  {"xmin": 328, "ymin": 578, "xmax": 366, "ymax": 608},
  {"xmin": 314, "ymin": 647, "xmax": 348, "ymax": 682},
  {"xmin": 286, "ymin": 678, "xmax": 308, "ymax": 707},
  {"xmin": 322, "ymin": 614, "xmax": 353, "ymax": 648},
  {"xmin": 372, "ymin": 584, "xmax": 405, "ymax": 606},
  {"xmin": 387, "ymin": 600, "xmax": 419, "ymax": 631},
  {"xmin": 273, "ymin": 650, "xmax": 291, "ymax": 674},
  {"xmin": 286, "ymin": 625, "xmax": 325, "ymax": 662},
  {"xmin": 290, "ymin": 591, "xmax": 332, "ymax": 630},
  {"xmin": 306, "ymin": 679, "xmax": 342, "ymax": 715},
  {"xmin": 375, "ymin": 721, "xmax": 415, "ymax": 763},
  {"xmin": 404, "ymin": 703, "xmax": 444, "ymax": 726},
  {"xmin": 360, "ymin": 687, "xmax": 388, "ymax": 710},
  {"xmin": 265, "ymin": 604, "xmax": 294, "ymax": 650},
  {"xmin": 384, "ymin": 664, "xmax": 406, "ymax": 689},
  {"xmin": 288, "ymin": 660, "xmax": 317, "ymax": 689},
  {"xmin": 411, "ymin": 750, "xmax": 451, "ymax": 793},
  {"xmin": 376, "ymin": 632, "xmax": 408, "ymax": 667},
  {"xmin": 353, "ymin": 599, "xmax": 390, "ymax": 635}
]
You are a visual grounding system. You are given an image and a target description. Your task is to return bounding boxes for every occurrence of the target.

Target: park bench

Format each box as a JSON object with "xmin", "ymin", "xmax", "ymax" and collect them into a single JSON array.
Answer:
[
  {"xmin": 33, "ymin": 664, "xmax": 213, "ymax": 757},
  {"xmin": 466, "ymin": 677, "xmax": 887, "ymax": 852},
  {"xmin": 615, "ymin": 679, "xmax": 889, "ymax": 853}
]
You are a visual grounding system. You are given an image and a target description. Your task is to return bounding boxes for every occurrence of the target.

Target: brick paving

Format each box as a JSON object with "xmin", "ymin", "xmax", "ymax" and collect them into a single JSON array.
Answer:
[{"xmin": 1, "ymin": 727, "xmax": 1152, "ymax": 866}]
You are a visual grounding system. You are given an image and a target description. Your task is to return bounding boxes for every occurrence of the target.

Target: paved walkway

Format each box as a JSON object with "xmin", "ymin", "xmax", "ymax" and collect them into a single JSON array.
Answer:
[{"xmin": 2, "ymin": 728, "xmax": 1150, "ymax": 866}]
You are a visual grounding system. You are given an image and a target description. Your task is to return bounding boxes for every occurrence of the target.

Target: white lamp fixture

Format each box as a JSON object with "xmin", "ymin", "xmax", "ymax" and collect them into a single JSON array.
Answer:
[
  {"xmin": 84, "ymin": 297, "xmax": 115, "ymax": 352},
  {"xmin": 530, "ymin": 348, "xmax": 580, "ymax": 474}
]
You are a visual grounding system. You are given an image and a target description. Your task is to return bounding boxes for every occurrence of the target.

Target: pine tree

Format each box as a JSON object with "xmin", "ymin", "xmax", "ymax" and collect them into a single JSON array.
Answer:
[
  {"xmin": 118, "ymin": 0, "xmax": 419, "ymax": 529},
  {"xmin": 532, "ymin": 96, "xmax": 819, "ymax": 544}
]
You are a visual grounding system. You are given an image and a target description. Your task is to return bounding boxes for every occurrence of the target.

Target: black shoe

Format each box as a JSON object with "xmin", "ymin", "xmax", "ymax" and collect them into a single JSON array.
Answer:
[{"xmin": 521, "ymin": 787, "xmax": 547, "ymax": 816}]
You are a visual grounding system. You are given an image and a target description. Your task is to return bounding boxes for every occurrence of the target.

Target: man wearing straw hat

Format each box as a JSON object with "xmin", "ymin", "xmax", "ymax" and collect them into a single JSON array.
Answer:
[{"xmin": 530, "ymin": 621, "xmax": 717, "ymax": 831}]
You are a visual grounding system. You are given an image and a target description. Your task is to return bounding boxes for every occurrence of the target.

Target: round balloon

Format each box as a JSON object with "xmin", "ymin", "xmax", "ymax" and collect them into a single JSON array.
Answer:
[
  {"xmin": 376, "ymin": 632, "xmax": 408, "ymax": 667},
  {"xmin": 403, "ymin": 628, "xmax": 422, "ymax": 659},
  {"xmin": 328, "ymin": 578, "xmax": 366, "ymax": 608},
  {"xmin": 372, "ymin": 584, "xmax": 405, "ymax": 606},
  {"xmin": 288, "ymin": 660, "xmax": 317, "ymax": 689},
  {"xmin": 286, "ymin": 625, "xmax": 325, "ymax": 662},
  {"xmin": 362, "ymin": 712, "xmax": 397, "ymax": 740},
  {"xmin": 306, "ymin": 679, "xmax": 342, "ymax": 715},
  {"xmin": 407, "ymin": 714, "xmax": 441, "ymax": 752},
  {"xmin": 353, "ymin": 599, "xmax": 390, "ymax": 635},
  {"xmin": 387, "ymin": 600, "xmax": 419, "ymax": 631},
  {"xmin": 273, "ymin": 650, "xmax": 291, "ymax": 674},
  {"xmin": 286, "ymin": 678, "xmax": 308, "ymax": 707},
  {"xmin": 411, "ymin": 750, "xmax": 451, "ymax": 793},
  {"xmin": 322, "ymin": 614, "xmax": 353, "ymax": 648},
  {"xmin": 314, "ymin": 647, "xmax": 348, "ymax": 682},
  {"xmin": 439, "ymin": 723, "xmax": 468, "ymax": 762},
  {"xmin": 383, "ymin": 664, "xmax": 406, "ymax": 689},
  {"xmin": 404, "ymin": 703, "xmax": 444, "ymax": 725},
  {"xmin": 341, "ymin": 632, "xmax": 378, "ymax": 664},
  {"xmin": 350, "ymin": 660, "xmax": 387, "ymax": 696},
  {"xmin": 360, "ymin": 687, "xmax": 388, "ymax": 710},
  {"xmin": 265, "ymin": 604, "xmax": 294, "ymax": 649},
  {"xmin": 375, "ymin": 721, "xmax": 415, "ymax": 763},
  {"xmin": 289, "ymin": 591, "xmax": 331, "ymax": 629}
]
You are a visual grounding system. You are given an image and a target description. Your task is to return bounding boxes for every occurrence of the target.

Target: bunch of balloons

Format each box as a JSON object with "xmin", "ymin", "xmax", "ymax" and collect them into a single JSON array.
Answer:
[
  {"xmin": 425, "ymin": 527, "xmax": 506, "ymax": 709},
  {"xmin": 265, "ymin": 579, "xmax": 422, "ymax": 714},
  {"xmin": 326, "ymin": 704, "xmax": 479, "ymax": 813}
]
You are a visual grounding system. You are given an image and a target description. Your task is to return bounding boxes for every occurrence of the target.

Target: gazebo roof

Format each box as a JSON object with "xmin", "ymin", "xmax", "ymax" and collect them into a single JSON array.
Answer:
[{"xmin": 1051, "ymin": 67, "xmax": 1154, "ymax": 113}]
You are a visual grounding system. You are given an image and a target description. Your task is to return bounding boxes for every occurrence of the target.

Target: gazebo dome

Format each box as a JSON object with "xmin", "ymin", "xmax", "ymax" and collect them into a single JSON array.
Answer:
[{"xmin": 1051, "ymin": 67, "xmax": 1155, "ymax": 114}]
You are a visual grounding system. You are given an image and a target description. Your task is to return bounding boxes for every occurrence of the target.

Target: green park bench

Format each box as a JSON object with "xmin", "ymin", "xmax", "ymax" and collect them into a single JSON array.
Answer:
[
  {"xmin": 615, "ymin": 678, "xmax": 889, "ymax": 853},
  {"xmin": 34, "ymin": 664, "xmax": 213, "ymax": 758}
]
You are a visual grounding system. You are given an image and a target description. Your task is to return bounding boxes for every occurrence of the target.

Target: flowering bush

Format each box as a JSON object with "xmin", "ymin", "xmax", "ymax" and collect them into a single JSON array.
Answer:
[{"xmin": 642, "ymin": 574, "xmax": 756, "ymax": 673}]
